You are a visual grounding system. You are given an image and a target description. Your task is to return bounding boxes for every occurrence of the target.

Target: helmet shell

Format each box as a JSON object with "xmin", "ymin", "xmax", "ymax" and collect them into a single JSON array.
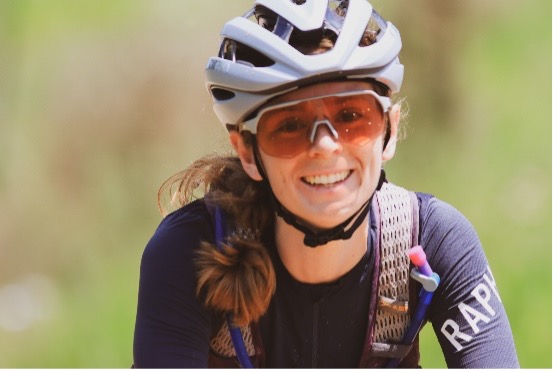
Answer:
[{"xmin": 205, "ymin": 0, "xmax": 404, "ymax": 128}]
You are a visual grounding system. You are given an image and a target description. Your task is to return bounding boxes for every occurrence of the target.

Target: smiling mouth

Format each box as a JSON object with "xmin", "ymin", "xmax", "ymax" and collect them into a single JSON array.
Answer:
[{"xmin": 302, "ymin": 170, "xmax": 352, "ymax": 186}]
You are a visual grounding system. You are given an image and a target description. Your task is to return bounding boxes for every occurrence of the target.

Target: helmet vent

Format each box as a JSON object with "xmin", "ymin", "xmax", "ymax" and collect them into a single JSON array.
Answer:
[
  {"xmin": 328, "ymin": 0, "xmax": 348, "ymax": 17},
  {"xmin": 363, "ymin": 10, "xmax": 386, "ymax": 44},
  {"xmin": 220, "ymin": 38, "xmax": 275, "ymax": 68},
  {"xmin": 211, "ymin": 88, "xmax": 236, "ymax": 101}
]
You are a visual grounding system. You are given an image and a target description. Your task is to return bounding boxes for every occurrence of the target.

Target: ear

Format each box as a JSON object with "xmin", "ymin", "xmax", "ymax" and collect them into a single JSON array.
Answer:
[
  {"xmin": 382, "ymin": 103, "xmax": 400, "ymax": 162},
  {"xmin": 229, "ymin": 131, "xmax": 264, "ymax": 181}
]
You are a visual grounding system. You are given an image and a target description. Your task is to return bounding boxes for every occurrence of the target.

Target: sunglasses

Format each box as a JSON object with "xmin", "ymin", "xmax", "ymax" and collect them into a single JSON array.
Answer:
[{"xmin": 239, "ymin": 90, "xmax": 391, "ymax": 158}]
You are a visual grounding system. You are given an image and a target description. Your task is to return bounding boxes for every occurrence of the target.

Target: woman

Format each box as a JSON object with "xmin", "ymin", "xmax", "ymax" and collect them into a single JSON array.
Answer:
[{"xmin": 133, "ymin": 0, "xmax": 519, "ymax": 368}]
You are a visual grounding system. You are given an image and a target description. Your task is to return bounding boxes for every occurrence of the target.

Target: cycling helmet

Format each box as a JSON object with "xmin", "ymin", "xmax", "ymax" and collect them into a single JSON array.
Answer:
[{"xmin": 205, "ymin": 0, "xmax": 404, "ymax": 130}]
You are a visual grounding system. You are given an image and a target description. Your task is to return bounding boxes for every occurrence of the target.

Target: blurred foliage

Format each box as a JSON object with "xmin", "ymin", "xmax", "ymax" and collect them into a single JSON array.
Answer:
[{"xmin": 0, "ymin": 0, "xmax": 551, "ymax": 368}]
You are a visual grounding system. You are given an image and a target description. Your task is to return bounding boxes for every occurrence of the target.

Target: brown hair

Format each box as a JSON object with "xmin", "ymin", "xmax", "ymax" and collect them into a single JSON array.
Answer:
[
  {"xmin": 158, "ymin": 7, "xmax": 388, "ymax": 326},
  {"xmin": 158, "ymin": 154, "xmax": 275, "ymax": 326}
]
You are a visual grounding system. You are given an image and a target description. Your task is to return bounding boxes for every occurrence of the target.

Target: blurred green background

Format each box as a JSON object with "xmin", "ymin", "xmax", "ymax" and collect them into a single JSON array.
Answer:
[{"xmin": 0, "ymin": 0, "xmax": 551, "ymax": 368}]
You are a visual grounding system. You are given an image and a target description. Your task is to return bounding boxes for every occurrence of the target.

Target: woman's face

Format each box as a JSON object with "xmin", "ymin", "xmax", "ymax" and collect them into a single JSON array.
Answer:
[{"xmin": 235, "ymin": 80, "xmax": 399, "ymax": 230}]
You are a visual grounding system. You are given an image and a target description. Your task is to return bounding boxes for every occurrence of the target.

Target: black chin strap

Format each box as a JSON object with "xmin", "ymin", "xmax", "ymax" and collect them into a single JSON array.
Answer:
[
  {"xmin": 252, "ymin": 144, "xmax": 386, "ymax": 248},
  {"xmin": 273, "ymin": 195, "xmax": 371, "ymax": 247}
]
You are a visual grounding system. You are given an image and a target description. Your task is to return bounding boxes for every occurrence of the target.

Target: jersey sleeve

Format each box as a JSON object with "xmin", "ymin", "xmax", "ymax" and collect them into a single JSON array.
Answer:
[
  {"xmin": 133, "ymin": 201, "xmax": 214, "ymax": 368},
  {"xmin": 420, "ymin": 197, "xmax": 519, "ymax": 368}
]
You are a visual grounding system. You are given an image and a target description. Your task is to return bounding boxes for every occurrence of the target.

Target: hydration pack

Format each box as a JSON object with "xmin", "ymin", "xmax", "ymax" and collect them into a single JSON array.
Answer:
[{"xmin": 207, "ymin": 182, "xmax": 425, "ymax": 368}]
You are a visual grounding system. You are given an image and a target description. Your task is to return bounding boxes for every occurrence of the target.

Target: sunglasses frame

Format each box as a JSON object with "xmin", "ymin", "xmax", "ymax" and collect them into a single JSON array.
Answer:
[{"xmin": 239, "ymin": 89, "xmax": 392, "ymax": 135}]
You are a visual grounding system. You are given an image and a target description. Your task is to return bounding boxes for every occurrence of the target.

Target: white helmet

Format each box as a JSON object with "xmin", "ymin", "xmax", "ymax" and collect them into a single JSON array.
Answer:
[{"xmin": 205, "ymin": 0, "xmax": 404, "ymax": 129}]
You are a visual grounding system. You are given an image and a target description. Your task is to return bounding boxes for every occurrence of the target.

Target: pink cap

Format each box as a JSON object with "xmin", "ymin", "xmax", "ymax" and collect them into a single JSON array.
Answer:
[{"xmin": 408, "ymin": 245, "xmax": 426, "ymax": 267}]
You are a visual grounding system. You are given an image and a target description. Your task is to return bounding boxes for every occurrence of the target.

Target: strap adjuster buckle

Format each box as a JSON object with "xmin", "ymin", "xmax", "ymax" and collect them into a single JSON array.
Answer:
[{"xmin": 410, "ymin": 268, "xmax": 440, "ymax": 292}]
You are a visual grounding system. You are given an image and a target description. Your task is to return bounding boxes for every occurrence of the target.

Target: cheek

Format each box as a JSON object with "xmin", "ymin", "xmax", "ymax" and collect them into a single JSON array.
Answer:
[
  {"xmin": 259, "ymin": 156, "xmax": 294, "ymax": 189},
  {"xmin": 362, "ymin": 140, "xmax": 384, "ymax": 167},
  {"xmin": 358, "ymin": 142, "xmax": 384, "ymax": 187}
]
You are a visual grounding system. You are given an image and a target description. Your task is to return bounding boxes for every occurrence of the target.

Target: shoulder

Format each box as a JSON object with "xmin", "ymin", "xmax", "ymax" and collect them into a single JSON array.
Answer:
[
  {"xmin": 417, "ymin": 194, "xmax": 478, "ymax": 240},
  {"xmin": 134, "ymin": 199, "xmax": 216, "ymax": 368},
  {"xmin": 410, "ymin": 194, "xmax": 518, "ymax": 367},
  {"xmin": 410, "ymin": 192, "xmax": 489, "ymax": 289},
  {"xmin": 141, "ymin": 199, "xmax": 214, "ymax": 276},
  {"xmin": 153, "ymin": 198, "xmax": 213, "ymax": 240},
  {"xmin": 416, "ymin": 193, "xmax": 482, "ymax": 259},
  {"xmin": 380, "ymin": 185, "xmax": 479, "ymax": 248},
  {"xmin": 414, "ymin": 193, "xmax": 490, "ymax": 298}
]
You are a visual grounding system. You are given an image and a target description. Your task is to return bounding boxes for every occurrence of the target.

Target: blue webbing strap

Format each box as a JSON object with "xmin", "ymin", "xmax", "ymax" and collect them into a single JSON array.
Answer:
[
  {"xmin": 384, "ymin": 269, "xmax": 440, "ymax": 368},
  {"xmin": 213, "ymin": 205, "xmax": 254, "ymax": 368},
  {"xmin": 226, "ymin": 314, "xmax": 254, "ymax": 369}
]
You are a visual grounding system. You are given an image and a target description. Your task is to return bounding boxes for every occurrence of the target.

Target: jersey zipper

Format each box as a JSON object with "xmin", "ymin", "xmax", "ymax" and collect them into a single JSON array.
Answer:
[{"xmin": 312, "ymin": 301, "xmax": 319, "ymax": 368}]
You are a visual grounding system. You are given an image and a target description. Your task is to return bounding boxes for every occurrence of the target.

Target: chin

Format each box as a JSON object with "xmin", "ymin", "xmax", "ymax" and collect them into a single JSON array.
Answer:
[{"xmin": 299, "ymin": 204, "xmax": 362, "ymax": 229}]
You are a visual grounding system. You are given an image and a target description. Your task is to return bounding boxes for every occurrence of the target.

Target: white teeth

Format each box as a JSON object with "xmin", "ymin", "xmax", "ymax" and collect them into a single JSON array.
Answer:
[{"xmin": 303, "ymin": 170, "xmax": 350, "ymax": 186}]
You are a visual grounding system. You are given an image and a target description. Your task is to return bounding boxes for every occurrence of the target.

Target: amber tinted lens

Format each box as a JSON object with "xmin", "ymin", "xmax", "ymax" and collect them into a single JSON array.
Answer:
[
  {"xmin": 256, "ymin": 101, "xmax": 314, "ymax": 158},
  {"xmin": 328, "ymin": 93, "xmax": 385, "ymax": 146},
  {"xmin": 256, "ymin": 93, "xmax": 385, "ymax": 158}
]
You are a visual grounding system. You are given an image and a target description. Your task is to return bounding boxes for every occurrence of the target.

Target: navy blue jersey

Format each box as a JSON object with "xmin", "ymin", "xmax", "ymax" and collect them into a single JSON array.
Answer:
[{"xmin": 133, "ymin": 194, "xmax": 519, "ymax": 368}]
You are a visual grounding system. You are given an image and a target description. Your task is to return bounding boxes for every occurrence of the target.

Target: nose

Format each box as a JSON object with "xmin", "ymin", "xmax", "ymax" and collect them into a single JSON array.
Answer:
[{"xmin": 308, "ymin": 120, "xmax": 342, "ymax": 157}]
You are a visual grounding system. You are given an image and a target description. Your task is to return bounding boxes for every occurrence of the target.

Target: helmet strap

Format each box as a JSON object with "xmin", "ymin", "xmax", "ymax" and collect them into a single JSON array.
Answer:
[
  {"xmin": 383, "ymin": 112, "xmax": 391, "ymax": 150},
  {"xmin": 252, "ymin": 142, "xmax": 385, "ymax": 248},
  {"xmin": 273, "ymin": 194, "xmax": 372, "ymax": 248}
]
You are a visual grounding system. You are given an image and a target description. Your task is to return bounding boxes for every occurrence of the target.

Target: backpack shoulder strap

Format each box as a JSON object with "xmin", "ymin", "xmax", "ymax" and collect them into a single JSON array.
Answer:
[
  {"xmin": 204, "ymin": 199, "xmax": 263, "ymax": 368},
  {"xmin": 209, "ymin": 321, "xmax": 258, "ymax": 366},
  {"xmin": 360, "ymin": 182, "xmax": 421, "ymax": 367}
]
